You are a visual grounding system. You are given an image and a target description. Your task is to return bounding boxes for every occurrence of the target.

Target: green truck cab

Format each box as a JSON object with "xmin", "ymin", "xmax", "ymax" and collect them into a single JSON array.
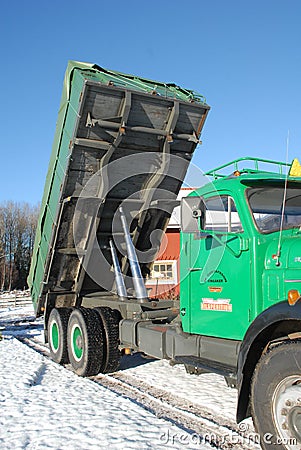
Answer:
[
  {"xmin": 181, "ymin": 158, "xmax": 301, "ymax": 445},
  {"xmin": 181, "ymin": 158, "xmax": 301, "ymax": 340},
  {"xmin": 28, "ymin": 61, "xmax": 301, "ymax": 449}
]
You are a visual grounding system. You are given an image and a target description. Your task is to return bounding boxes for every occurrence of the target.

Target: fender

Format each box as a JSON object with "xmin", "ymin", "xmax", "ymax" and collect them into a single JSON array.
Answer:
[{"xmin": 236, "ymin": 300, "xmax": 301, "ymax": 422}]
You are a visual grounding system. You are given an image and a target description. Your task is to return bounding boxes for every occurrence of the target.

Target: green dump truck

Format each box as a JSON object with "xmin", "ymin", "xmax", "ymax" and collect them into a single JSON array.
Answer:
[{"xmin": 28, "ymin": 61, "xmax": 301, "ymax": 449}]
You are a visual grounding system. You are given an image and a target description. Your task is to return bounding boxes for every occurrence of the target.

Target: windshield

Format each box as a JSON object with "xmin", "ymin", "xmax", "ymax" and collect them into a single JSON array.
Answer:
[{"xmin": 247, "ymin": 185, "xmax": 301, "ymax": 233}]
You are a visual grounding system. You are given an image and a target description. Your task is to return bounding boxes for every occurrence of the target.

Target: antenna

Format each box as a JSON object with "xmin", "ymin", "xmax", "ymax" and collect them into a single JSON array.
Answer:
[{"xmin": 275, "ymin": 131, "xmax": 290, "ymax": 266}]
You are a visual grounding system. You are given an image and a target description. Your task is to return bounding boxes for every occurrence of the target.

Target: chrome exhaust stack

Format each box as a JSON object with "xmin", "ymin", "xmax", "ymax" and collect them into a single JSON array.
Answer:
[
  {"xmin": 119, "ymin": 206, "xmax": 149, "ymax": 302},
  {"xmin": 109, "ymin": 239, "xmax": 128, "ymax": 300}
]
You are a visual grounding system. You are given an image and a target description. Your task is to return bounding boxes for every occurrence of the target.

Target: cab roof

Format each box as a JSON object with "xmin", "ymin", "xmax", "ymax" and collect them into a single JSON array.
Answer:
[{"xmin": 193, "ymin": 157, "xmax": 301, "ymax": 196}]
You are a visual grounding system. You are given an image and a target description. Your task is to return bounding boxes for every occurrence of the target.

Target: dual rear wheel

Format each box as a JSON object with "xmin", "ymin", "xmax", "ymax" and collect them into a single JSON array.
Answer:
[
  {"xmin": 48, "ymin": 307, "xmax": 72, "ymax": 365},
  {"xmin": 47, "ymin": 306, "xmax": 121, "ymax": 377}
]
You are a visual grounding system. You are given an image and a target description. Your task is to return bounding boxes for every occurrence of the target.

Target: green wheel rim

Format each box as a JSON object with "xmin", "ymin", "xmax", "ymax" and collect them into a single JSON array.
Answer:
[
  {"xmin": 72, "ymin": 325, "xmax": 83, "ymax": 360},
  {"xmin": 51, "ymin": 322, "xmax": 59, "ymax": 351}
]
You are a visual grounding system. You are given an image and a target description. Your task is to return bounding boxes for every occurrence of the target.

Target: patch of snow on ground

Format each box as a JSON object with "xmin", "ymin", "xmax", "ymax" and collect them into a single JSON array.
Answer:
[
  {"xmin": 0, "ymin": 303, "xmax": 255, "ymax": 449},
  {"xmin": 123, "ymin": 359, "xmax": 238, "ymax": 422},
  {"xmin": 1, "ymin": 337, "xmax": 214, "ymax": 450},
  {"xmin": 0, "ymin": 304, "xmax": 216, "ymax": 450}
]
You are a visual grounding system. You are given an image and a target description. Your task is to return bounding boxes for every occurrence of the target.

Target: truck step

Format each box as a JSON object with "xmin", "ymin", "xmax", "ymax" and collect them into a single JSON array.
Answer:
[{"xmin": 174, "ymin": 355, "xmax": 236, "ymax": 378}]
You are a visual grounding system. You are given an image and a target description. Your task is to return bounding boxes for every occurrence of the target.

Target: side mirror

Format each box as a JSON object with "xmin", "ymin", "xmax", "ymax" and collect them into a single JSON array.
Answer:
[{"xmin": 181, "ymin": 196, "xmax": 206, "ymax": 233}]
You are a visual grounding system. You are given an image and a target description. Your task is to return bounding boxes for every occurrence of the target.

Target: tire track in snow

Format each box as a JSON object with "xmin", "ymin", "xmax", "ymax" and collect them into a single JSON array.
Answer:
[
  {"xmin": 92, "ymin": 373, "xmax": 259, "ymax": 450},
  {"xmin": 24, "ymin": 362, "xmax": 48, "ymax": 387},
  {"xmin": 16, "ymin": 335, "xmax": 260, "ymax": 450}
]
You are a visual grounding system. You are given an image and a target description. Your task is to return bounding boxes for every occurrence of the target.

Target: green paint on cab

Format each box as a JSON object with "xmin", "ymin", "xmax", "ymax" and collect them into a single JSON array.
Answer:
[{"xmin": 180, "ymin": 157, "xmax": 301, "ymax": 340}]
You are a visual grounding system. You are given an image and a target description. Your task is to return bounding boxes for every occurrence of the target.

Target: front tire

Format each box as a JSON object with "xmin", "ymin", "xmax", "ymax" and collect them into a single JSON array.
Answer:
[
  {"xmin": 251, "ymin": 340, "xmax": 301, "ymax": 449},
  {"xmin": 67, "ymin": 308, "xmax": 105, "ymax": 377}
]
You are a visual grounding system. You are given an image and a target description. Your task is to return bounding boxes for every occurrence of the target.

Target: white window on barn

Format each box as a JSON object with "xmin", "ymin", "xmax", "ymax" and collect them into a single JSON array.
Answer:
[{"xmin": 147, "ymin": 260, "xmax": 178, "ymax": 285}]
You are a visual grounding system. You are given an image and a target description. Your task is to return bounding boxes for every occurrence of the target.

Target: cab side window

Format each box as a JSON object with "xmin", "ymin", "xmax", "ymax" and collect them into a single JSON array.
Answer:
[{"xmin": 204, "ymin": 195, "xmax": 243, "ymax": 233}]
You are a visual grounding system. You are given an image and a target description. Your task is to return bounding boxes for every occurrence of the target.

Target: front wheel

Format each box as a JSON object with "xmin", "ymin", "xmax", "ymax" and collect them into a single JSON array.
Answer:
[{"xmin": 251, "ymin": 340, "xmax": 301, "ymax": 450}]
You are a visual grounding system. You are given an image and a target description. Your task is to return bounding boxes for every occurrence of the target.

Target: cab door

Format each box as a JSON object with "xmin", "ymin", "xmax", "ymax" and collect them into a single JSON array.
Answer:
[{"xmin": 185, "ymin": 194, "xmax": 251, "ymax": 340}]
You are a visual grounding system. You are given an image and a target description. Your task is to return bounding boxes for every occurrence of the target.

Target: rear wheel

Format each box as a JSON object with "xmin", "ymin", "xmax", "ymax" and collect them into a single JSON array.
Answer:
[
  {"xmin": 48, "ymin": 307, "xmax": 72, "ymax": 364},
  {"xmin": 67, "ymin": 308, "xmax": 105, "ymax": 377},
  {"xmin": 251, "ymin": 340, "xmax": 301, "ymax": 449},
  {"xmin": 94, "ymin": 307, "xmax": 121, "ymax": 373}
]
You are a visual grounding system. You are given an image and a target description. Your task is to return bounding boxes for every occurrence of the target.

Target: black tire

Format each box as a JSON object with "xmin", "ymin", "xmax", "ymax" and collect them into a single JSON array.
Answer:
[
  {"xmin": 48, "ymin": 307, "xmax": 72, "ymax": 364},
  {"xmin": 67, "ymin": 308, "xmax": 105, "ymax": 377},
  {"xmin": 251, "ymin": 340, "xmax": 301, "ymax": 450},
  {"xmin": 94, "ymin": 307, "xmax": 121, "ymax": 373}
]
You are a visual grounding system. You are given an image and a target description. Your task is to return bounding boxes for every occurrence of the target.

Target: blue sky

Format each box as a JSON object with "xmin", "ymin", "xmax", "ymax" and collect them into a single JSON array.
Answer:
[{"xmin": 1, "ymin": 0, "xmax": 301, "ymax": 204}]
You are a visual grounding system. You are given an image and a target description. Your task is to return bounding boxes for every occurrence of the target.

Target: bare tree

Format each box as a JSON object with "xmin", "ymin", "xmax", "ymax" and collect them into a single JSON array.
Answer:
[{"xmin": 0, "ymin": 202, "xmax": 39, "ymax": 291}]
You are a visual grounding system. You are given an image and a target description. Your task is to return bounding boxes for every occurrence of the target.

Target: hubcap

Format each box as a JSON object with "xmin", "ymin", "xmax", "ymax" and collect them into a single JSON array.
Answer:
[
  {"xmin": 273, "ymin": 375, "xmax": 301, "ymax": 449},
  {"xmin": 71, "ymin": 324, "xmax": 83, "ymax": 361},
  {"xmin": 288, "ymin": 406, "xmax": 301, "ymax": 442},
  {"xmin": 50, "ymin": 321, "xmax": 59, "ymax": 352}
]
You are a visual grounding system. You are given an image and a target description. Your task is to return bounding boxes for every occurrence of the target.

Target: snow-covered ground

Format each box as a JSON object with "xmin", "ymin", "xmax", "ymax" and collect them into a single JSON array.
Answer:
[{"xmin": 0, "ymin": 302, "xmax": 256, "ymax": 450}]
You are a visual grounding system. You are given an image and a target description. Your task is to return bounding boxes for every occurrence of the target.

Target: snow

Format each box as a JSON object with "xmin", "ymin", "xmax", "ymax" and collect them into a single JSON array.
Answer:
[
  {"xmin": 0, "ymin": 290, "xmax": 31, "ymax": 299},
  {"xmin": 123, "ymin": 359, "xmax": 238, "ymax": 421},
  {"xmin": 0, "ymin": 302, "xmax": 255, "ymax": 449}
]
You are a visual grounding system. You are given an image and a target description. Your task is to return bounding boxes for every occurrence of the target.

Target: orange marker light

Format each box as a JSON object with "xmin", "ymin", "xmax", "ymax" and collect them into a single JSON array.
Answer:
[{"xmin": 288, "ymin": 289, "xmax": 300, "ymax": 306}]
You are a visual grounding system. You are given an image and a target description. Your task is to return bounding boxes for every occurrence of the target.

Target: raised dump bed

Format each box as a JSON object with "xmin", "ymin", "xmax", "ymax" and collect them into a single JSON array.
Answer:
[{"xmin": 28, "ymin": 60, "xmax": 209, "ymax": 316}]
